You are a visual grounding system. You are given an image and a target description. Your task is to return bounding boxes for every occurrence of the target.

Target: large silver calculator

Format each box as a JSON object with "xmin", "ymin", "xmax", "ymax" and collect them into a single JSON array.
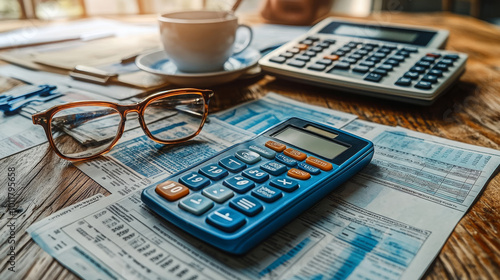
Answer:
[{"xmin": 259, "ymin": 18, "xmax": 467, "ymax": 105}]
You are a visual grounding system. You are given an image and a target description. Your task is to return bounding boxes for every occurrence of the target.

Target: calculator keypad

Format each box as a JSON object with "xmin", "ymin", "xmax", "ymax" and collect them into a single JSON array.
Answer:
[
  {"xmin": 265, "ymin": 36, "xmax": 465, "ymax": 92},
  {"xmin": 154, "ymin": 139, "xmax": 337, "ymax": 234}
]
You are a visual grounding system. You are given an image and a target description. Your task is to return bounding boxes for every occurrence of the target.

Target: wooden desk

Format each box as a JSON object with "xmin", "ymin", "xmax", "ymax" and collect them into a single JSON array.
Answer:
[{"xmin": 1, "ymin": 12, "xmax": 499, "ymax": 279}]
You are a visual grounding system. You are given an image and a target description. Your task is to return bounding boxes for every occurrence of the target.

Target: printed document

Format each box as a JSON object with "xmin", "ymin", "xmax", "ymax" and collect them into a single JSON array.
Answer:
[{"xmin": 27, "ymin": 93, "xmax": 500, "ymax": 280}]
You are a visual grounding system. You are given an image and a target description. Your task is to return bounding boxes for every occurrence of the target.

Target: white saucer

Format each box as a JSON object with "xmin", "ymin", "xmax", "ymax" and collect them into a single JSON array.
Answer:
[{"xmin": 135, "ymin": 48, "xmax": 261, "ymax": 86}]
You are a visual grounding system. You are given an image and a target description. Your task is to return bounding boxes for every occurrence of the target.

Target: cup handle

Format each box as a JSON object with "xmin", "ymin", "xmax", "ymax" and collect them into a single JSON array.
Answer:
[{"xmin": 233, "ymin": 24, "xmax": 253, "ymax": 55}]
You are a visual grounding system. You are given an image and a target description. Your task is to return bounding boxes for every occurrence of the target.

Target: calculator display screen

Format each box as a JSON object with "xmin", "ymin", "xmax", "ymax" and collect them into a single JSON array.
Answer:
[
  {"xmin": 272, "ymin": 126, "xmax": 349, "ymax": 159},
  {"xmin": 334, "ymin": 25, "xmax": 418, "ymax": 43},
  {"xmin": 318, "ymin": 21, "xmax": 437, "ymax": 46}
]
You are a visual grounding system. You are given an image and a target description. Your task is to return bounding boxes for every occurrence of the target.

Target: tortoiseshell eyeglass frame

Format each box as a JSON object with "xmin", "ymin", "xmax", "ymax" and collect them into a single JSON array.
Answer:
[{"xmin": 32, "ymin": 88, "xmax": 214, "ymax": 161}]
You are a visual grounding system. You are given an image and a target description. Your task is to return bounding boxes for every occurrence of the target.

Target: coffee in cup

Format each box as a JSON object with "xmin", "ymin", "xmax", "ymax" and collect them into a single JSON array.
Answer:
[{"xmin": 159, "ymin": 10, "xmax": 252, "ymax": 73}]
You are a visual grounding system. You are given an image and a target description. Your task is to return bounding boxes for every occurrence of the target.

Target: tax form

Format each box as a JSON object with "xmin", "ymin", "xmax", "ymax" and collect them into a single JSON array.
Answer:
[{"xmin": 25, "ymin": 93, "xmax": 500, "ymax": 280}]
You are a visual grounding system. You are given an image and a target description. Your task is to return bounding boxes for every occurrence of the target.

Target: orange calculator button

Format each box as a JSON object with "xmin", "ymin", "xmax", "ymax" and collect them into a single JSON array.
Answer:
[
  {"xmin": 288, "ymin": 168, "xmax": 311, "ymax": 180},
  {"xmin": 296, "ymin": 44, "xmax": 309, "ymax": 51},
  {"xmin": 306, "ymin": 157, "xmax": 333, "ymax": 171},
  {"xmin": 155, "ymin": 181, "xmax": 189, "ymax": 201},
  {"xmin": 284, "ymin": 148, "xmax": 307, "ymax": 161},
  {"xmin": 323, "ymin": 55, "xmax": 339, "ymax": 61},
  {"xmin": 265, "ymin": 141, "xmax": 286, "ymax": 152}
]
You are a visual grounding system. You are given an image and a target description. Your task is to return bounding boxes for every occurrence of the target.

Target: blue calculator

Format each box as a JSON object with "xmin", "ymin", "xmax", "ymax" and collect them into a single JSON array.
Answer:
[{"xmin": 141, "ymin": 118, "xmax": 374, "ymax": 254}]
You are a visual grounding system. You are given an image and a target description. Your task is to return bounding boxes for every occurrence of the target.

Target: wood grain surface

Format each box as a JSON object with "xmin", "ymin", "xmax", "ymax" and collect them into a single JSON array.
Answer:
[{"xmin": 1, "ymin": 12, "xmax": 499, "ymax": 279}]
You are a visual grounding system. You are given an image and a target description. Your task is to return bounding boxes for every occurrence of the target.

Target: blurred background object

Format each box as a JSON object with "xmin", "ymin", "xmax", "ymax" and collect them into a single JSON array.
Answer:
[{"xmin": 0, "ymin": 0, "xmax": 499, "ymax": 25}]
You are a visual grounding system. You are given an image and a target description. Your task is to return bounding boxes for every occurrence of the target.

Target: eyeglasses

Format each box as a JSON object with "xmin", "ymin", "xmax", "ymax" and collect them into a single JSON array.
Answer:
[{"xmin": 32, "ymin": 88, "xmax": 214, "ymax": 161}]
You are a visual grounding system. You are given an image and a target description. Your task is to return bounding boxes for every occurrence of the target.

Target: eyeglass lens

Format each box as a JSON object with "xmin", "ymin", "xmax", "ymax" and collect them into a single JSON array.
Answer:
[
  {"xmin": 143, "ymin": 93, "xmax": 206, "ymax": 142},
  {"xmin": 49, "ymin": 93, "xmax": 206, "ymax": 159}
]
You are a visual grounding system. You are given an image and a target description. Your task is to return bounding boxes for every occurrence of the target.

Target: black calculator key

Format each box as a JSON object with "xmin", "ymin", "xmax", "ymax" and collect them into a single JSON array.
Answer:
[
  {"xmin": 333, "ymin": 62, "xmax": 351, "ymax": 70},
  {"xmin": 299, "ymin": 39, "xmax": 314, "ymax": 45},
  {"xmin": 306, "ymin": 36, "xmax": 320, "ymax": 41},
  {"xmin": 396, "ymin": 50, "xmax": 410, "ymax": 57},
  {"xmin": 359, "ymin": 61, "xmax": 375, "ymax": 67},
  {"xmin": 199, "ymin": 164, "xmax": 229, "ymax": 180},
  {"xmin": 219, "ymin": 156, "xmax": 247, "ymax": 172},
  {"xmin": 373, "ymin": 52, "xmax": 386, "ymax": 58},
  {"xmin": 179, "ymin": 172, "xmax": 210, "ymax": 190},
  {"xmin": 353, "ymin": 66, "xmax": 370, "ymax": 73},
  {"xmin": 310, "ymin": 46, "xmax": 323, "ymax": 52},
  {"xmin": 416, "ymin": 61, "xmax": 431, "ymax": 68},
  {"xmin": 270, "ymin": 177, "xmax": 299, "ymax": 192},
  {"xmin": 404, "ymin": 71, "xmax": 420, "ymax": 80},
  {"xmin": 378, "ymin": 48, "xmax": 392, "ymax": 54},
  {"xmin": 415, "ymin": 81, "xmax": 432, "ymax": 89},
  {"xmin": 421, "ymin": 56, "xmax": 436, "ymax": 62},
  {"xmin": 365, "ymin": 43, "xmax": 379, "ymax": 48},
  {"xmin": 269, "ymin": 56, "xmax": 286, "ymax": 64},
  {"xmin": 318, "ymin": 42, "xmax": 330, "ymax": 48},
  {"xmin": 440, "ymin": 59, "xmax": 454, "ymax": 65},
  {"xmin": 433, "ymin": 63, "xmax": 449, "ymax": 71},
  {"xmin": 349, "ymin": 54, "xmax": 363, "ymax": 60},
  {"xmin": 223, "ymin": 176, "xmax": 255, "ymax": 193},
  {"xmin": 364, "ymin": 73, "xmax": 383, "ymax": 82},
  {"xmin": 379, "ymin": 64, "xmax": 393, "ymax": 71},
  {"xmin": 298, "ymin": 162, "xmax": 320, "ymax": 175},
  {"xmin": 339, "ymin": 47, "xmax": 351, "ymax": 52},
  {"xmin": 390, "ymin": 55, "xmax": 405, "ymax": 62},
  {"xmin": 304, "ymin": 51, "xmax": 317, "ymax": 57},
  {"xmin": 395, "ymin": 77, "xmax": 412, "ymax": 86},
  {"xmin": 252, "ymin": 185, "xmax": 282, "ymax": 203},
  {"xmin": 384, "ymin": 59, "xmax": 399, "ymax": 66},
  {"xmin": 410, "ymin": 66, "xmax": 426, "ymax": 73},
  {"xmin": 355, "ymin": 49, "xmax": 369, "ymax": 56},
  {"xmin": 402, "ymin": 46, "xmax": 418, "ymax": 52},
  {"xmin": 372, "ymin": 69, "xmax": 388, "ymax": 76},
  {"xmin": 421, "ymin": 74, "xmax": 438, "ymax": 83},
  {"xmin": 316, "ymin": 59, "xmax": 333, "ymax": 65},
  {"xmin": 361, "ymin": 45, "xmax": 374, "ymax": 51},
  {"xmin": 230, "ymin": 196, "xmax": 263, "ymax": 217},
  {"xmin": 444, "ymin": 54, "xmax": 459, "ymax": 60},
  {"xmin": 307, "ymin": 64, "xmax": 327, "ymax": 71},
  {"xmin": 323, "ymin": 39, "xmax": 336, "ymax": 44},
  {"xmin": 202, "ymin": 184, "xmax": 234, "ymax": 203},
  {"xmin": 382, "ymin": 44, "xmax": 397, "ymax": 49},
  {"xmin": 367, "ymin": 56, "xmax": 382, "ymax": 62},
  {"xmin": 207, "ymin": 207, "xmax": 246, "ymax": 232},
  {"xmin": 341, "ymin": 58, "xmax": 357, "ymax": 64},
  {"xmin": 242, "ymin": 168, "xmax": 270, "ymax": 183},
  {"xmin": 260, "ymin": 162, "xmax": 288, "ymax": 176},
  {"xmin": 428, "ymin": 69, "xmax": 443, "ymax": 77},
  {"xmin": 235, "ymin": 149, "xmax": 261, "ymax": 164},
  {"xmin": 295, "ymin": 55, "xmax": 311, "ymax": 62},
  {"xmin": 333, "ymin": 50, "xmax": 345, "ymax": 56},
  {"xmin": 249, "ymin": 145, "xmax": 275, "ymax": 159},
  {"xmin": 347, "ymin": 42, "xmax": 358, "ymax": 48},
  {"xmin": 279, "ymin": 52, "xmax": 294, "ymax": 58},
  {"xmin": 179, "ymin": 194, "xmax": 214, "ymax": 215},
  {"xmin": 286, "ymin": 60, "xmax": 306, "ymax": 68}
]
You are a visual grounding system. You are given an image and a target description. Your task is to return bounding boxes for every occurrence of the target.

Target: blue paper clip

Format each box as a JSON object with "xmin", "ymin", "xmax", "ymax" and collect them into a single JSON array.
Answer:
[{"xmin": 0, "ymin": 84, "xmax": 61, "ymax": 114}]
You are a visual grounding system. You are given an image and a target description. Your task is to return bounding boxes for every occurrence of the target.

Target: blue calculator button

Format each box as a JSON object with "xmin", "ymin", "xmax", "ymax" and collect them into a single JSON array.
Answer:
[
  {"xmin": 207, "ymin": 208, "xmax": 246, "ymax": 232},
  {"xmin": 275, "ymin": 154, "xmax": 297, "ymax": 167},
  {"xmin": 219, "ymin": 156, "xmax": 247, "ymax": 172},
  {"xmin": 179, "ymin": 194, "xmax": 214, "ymax": 215},
  {"xmin": 202, "ymin": 184, "xmax": 234, "ymax": 203},
  {"xmin": 179, "ymin": 172, "xmax": 210, "ymax": 190},
  {"xmin": 235, "ymin": 149, "xmax": 261, "ymax": 164},
  {"xmin": 269, "ymin": 177, "xmax": 299, "ymax": 192},
  {"xmin": 252, "ymin": 186, "xmax": 282, "ymax": 203},
  {"xmin": 249, "ymin": 145, "xmax": 276, "ymax": 159},
  {"xmin": 199, "ymin": 164, "xmax": 229, "ymax": 180},
  {"xmin": 260, "ymin": 162, "xmax": 287, "ymax": 176},
  {"xmin": 223, "ymin": 176, "xmax": 255, "ymax": 193},
  {"xmin": 242, "ymin": 168, "xmax": 270, "ymax": 183},
  {"xmin": 298, "ymin": 162, "xmax": 321, "ymax": 175},
  {"xmin": 229, "ymin": 196, "xmax": 263, "ymax": 217}
]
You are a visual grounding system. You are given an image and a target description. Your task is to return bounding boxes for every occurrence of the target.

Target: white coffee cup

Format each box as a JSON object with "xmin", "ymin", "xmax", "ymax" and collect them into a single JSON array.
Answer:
[{"xmin": 159, "ymin": 10, "xmax": 253, "ymax": 73}]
